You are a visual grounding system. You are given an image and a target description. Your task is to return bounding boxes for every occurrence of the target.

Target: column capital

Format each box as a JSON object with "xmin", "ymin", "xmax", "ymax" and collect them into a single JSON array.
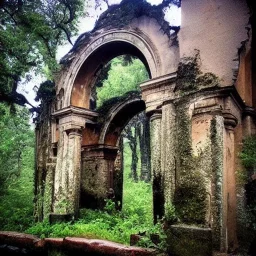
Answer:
[
  {"xmin": 140, "ymin": 73, "xmax": 176, "ymax": 113},
  {"xmin": 223, "ymin": 111, "xmax": 238, "ymax": 130},
  {"xmin": 148, "ymin": 109, "xmax": 162, "ymax": 121},
  {"xmin": 243, "ymin": 106, "xmax": 256, "ymax": 118},
  {"xmin": 52, "ymin": 106, "xmax": 98, "ymax": 131}
]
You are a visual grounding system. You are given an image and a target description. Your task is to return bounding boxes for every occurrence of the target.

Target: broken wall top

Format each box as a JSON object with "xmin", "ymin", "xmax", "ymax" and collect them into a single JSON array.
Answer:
[{"xmin": 60, "ymin": 0, "xmax": 179, "ymax": 66}]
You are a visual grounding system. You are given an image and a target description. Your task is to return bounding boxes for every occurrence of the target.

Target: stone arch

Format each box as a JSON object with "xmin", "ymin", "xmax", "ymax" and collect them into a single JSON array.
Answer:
[
  {"xmin": 57, "ymin": 29, "xmax": 161, "ymax": 109},
  {"xmin": 99, "ymin": 97, "xmax": 146, "ymax": 146}
]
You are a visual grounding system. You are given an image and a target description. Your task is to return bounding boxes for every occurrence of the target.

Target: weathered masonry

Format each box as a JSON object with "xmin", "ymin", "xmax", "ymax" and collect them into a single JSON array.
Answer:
[{"xmin": 35, "ymin": 0, "xmax": 256, "ymax": 255}]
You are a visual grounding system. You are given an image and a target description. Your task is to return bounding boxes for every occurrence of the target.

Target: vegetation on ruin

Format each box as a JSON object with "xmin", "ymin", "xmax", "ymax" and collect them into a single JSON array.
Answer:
[
  {"xmin": 26, "ymin": 145, "xmax": 156, "ymax": 246},
  {"xmin": 176, "ymin": 50, "xmax": 220, "ymax": 94},
  {"xmin": 0, "ymin": 55, "xmax": 163, "ymax": 249},
  {"xmin": 173, "ymin": 103, "xmax": 207, "ymax": 225}
]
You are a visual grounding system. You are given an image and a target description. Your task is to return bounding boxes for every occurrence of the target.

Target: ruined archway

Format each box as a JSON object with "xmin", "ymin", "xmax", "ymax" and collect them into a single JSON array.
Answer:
[
  {"xmin": 34, "ymin": 0, "xmax": 256, "ymax": 254},
  {"xmin": 56, "ymin": 30, "xmax": 162, "ymax": 110}
]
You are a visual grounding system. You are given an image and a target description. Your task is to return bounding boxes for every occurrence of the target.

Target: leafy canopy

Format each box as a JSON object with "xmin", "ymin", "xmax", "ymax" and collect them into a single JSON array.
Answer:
[
  {"xmin": 96, "ymin": 55, "xmax": 149, "ymax": 108},
  {"xmin": 0, "ymin": 0, "xmax": 84, "ymax": 106}
]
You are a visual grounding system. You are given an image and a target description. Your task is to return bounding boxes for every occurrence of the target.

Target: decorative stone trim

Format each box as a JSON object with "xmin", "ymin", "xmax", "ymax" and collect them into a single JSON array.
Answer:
[
  {"xmin": 223, "ymin": 111, "xmax": 238, "ymax": 130},
  {"xmin": 82, "ymin": 144, "xmax": 119, "ymax": 160},
  {"xmin": 52, "ymin": 106, "xmax": 98, "ymax": 132},
  {"xmin": 52, "ymin": 106, "xmax": 98, "ymax": 121},
  {"xmin": 149, "ymin": 110, "xmax": 162, "ymax": 121},
  {"xmin": 140, "ymin": 72, "xmax": 177, "ymax": 92},
  {"xmin": 243, "ymin": 106, "xmax": 256, "ymax": 118}
]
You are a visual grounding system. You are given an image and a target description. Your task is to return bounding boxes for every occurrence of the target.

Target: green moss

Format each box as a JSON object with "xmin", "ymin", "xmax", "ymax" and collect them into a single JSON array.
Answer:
[
  {"xmin": 176, "ymin": 50, "xmax": 201, "ymax": 93},
  {"xmin": 173, "ymin": 103, "xmax": 207, "ymax": 225},
  {"xmin": 197, "ymin": 72, "xmax": 220, "ymax": 88},
  {"xmin": 97, "ymin": 90, "xmax": 140, "ymax": 116},
  {"xmin": 35, "ymin": 80, "xmax": 56, "ymax": 103},
  {"xmin": 176, "ymin": 50, "xmax": 220, "ymax": 95},
  {"xmin": 210, "ymin": 116, "xmax": 224, "ymax": 249},
  {"xmin": 238, "ymin": 135, "xmax": 256, "ymax": 233},
  {"xmin": 166, "ymin": 225, "xmax": 212, "ymax": 256},
  {"xmin": 49, "ymin": 249, "xmax": 68, "ymax": 256}
]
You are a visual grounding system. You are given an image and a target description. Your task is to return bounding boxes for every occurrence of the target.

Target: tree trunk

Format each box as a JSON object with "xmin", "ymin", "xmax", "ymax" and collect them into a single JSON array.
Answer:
[{"xmin": 126, "ymin": 125, "xmax": 138, "ymax": 182}]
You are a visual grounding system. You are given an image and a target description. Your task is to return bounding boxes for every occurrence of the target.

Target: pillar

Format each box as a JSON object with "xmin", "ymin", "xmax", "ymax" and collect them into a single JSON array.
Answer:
[
  {"xmin": 52, "ymin": 126, "xmax": 82, "ymax": 219},
  {"xmin": 223, "ymin": 111, "xmax": 238, "ymax": 252},
  {"xmin": 161, "ymin": 103, "xmax": 176, "ymax": 207},
  {"xmin": 50, "ymin": 107, "xmax": 97, "ymax": 221},
  {"xmin": 150, "ymin": 110, "xmax": 164, "ymax": 223},
  {"xmin": 80, "ymin": 146, "xmax": 118, "ymax": 209}
]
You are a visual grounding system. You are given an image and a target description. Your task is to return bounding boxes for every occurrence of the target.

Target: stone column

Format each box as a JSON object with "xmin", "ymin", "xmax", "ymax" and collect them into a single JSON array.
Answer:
[
  {"xmin": 223, "ymin": 111, "xmax": 238, "ymax": 252},
  {"xmin": 243, "ymin": 107, "xmax": 256, "ymax": 136},
  {"xmin": 50, "ymin": 107, "xmax": 98, "ymax": 221},
  {"xmin": 52, "ymin": 125, "xmax": 83, "ymax": 220},
  {"xmin": 210, "ymin": 115, "xmax": 225, "ymax": 251},
  {"xmin": 161, "ymin": 103, "xmax": 176, "ymax": 208},
  {"xmin": 150, "ymin": 110, "xmax": 164, "ymax": 223}
]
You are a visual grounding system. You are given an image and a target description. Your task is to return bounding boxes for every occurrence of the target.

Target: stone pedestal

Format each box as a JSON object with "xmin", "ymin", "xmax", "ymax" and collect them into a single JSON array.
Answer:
[{"xmin": 80, "ymin": 146, "xmax": 118, "ymax": 209}]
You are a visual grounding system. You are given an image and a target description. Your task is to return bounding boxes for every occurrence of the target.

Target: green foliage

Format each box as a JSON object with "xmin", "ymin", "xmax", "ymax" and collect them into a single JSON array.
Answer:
[
  {"xmin": 174, "ymin": 104, "xmax": 207, "ymax": 225},
  {"xmin": 164, "ymin": 202, "xmax": 178, "ymax": 225},
  {"xmin": 239, "ymin": 136, "xmax": 256, "ymax": 231},
  {"xmin": 0, "ymin": 103, "xmax": 35, "ymax": 230},
  {"xmin": 176, "ymin": 50, "xmax": 201, "ymax": 92},
  {"xmin": 174, "ymin": 170, "xmax": 207, "ymax": 225},
  {"xmin": 176, "ymin": 50, "xmax": 220, "ymax": 94},
  {"xmin": 0, "ymin": 103, "xmax": 34, "ymax": 192},
  {"xmin": 0, "ymin": 0, "xmax": 84, "ymax": 105},
  {"xmin": 240, "ymin": 135, "xmax": 256, "ymax": 171},
  {"xmin": 35, "ymin": 80, "xmax": 56, "ymax": 103},
  {"xmin": 96, "ymin": 56, "xmax": 149, "ymax": 108}
]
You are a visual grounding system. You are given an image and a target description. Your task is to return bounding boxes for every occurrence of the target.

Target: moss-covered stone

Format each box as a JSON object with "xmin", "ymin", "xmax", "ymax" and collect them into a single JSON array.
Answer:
[
  {"xmin": 166, "ymin": 225, "xmax": 212, "ymax": 256},
  {"xmin": 173, "ymin": 102, "xmax": 208, "ymax": 225},
  {"xmin": 197, "ymin": 72, "xmax": 220, "ymax": 88},
  {"xmin": 97, "ymin": 90, "xmax": 141, "ymax": 117},
  {"xmin": 176, "ymin": 50, "xmax": 201, "ymax": 93},
  {"xmin": 61, "ymin": 0, "xmax": 180, "ymax": 65},
  {"xmin": 210, "ymin": 116, "xmax": 224, "ymax": 249},
  {"xmin": 176, "ymin": 50, "xmax": 220, "ymax": 95}
]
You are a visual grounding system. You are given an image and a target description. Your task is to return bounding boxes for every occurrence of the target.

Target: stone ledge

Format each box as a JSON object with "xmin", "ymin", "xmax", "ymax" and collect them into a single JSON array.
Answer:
[
  {"xmin": 0, "ymin": 231, "xmax": 41, "ymax": 248},
  {"xmin": 0, "ymin": 232, "xmax": 158, "ymax": 256}
]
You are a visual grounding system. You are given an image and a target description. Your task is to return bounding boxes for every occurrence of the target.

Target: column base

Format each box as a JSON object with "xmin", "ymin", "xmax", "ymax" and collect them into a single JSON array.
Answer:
[{"xmin": 49, "ymin": 213, "xmax": 73, "ymax": 224}]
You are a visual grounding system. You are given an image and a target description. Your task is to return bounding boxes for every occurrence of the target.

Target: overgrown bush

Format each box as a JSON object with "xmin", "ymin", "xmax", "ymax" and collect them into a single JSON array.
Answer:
[{"xmin": 239, "ymin": 135, "xmax": 256, "ymax": 231}]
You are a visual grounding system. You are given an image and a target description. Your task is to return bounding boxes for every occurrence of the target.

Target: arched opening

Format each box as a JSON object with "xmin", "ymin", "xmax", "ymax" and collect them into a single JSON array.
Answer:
[
  {"xmin": 79, "ymin": 52, "xmax": 154, "ymax": 229},
  {"xmin": 71, "ymin": 41, "xmax": 152, "ymax": 109}
]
